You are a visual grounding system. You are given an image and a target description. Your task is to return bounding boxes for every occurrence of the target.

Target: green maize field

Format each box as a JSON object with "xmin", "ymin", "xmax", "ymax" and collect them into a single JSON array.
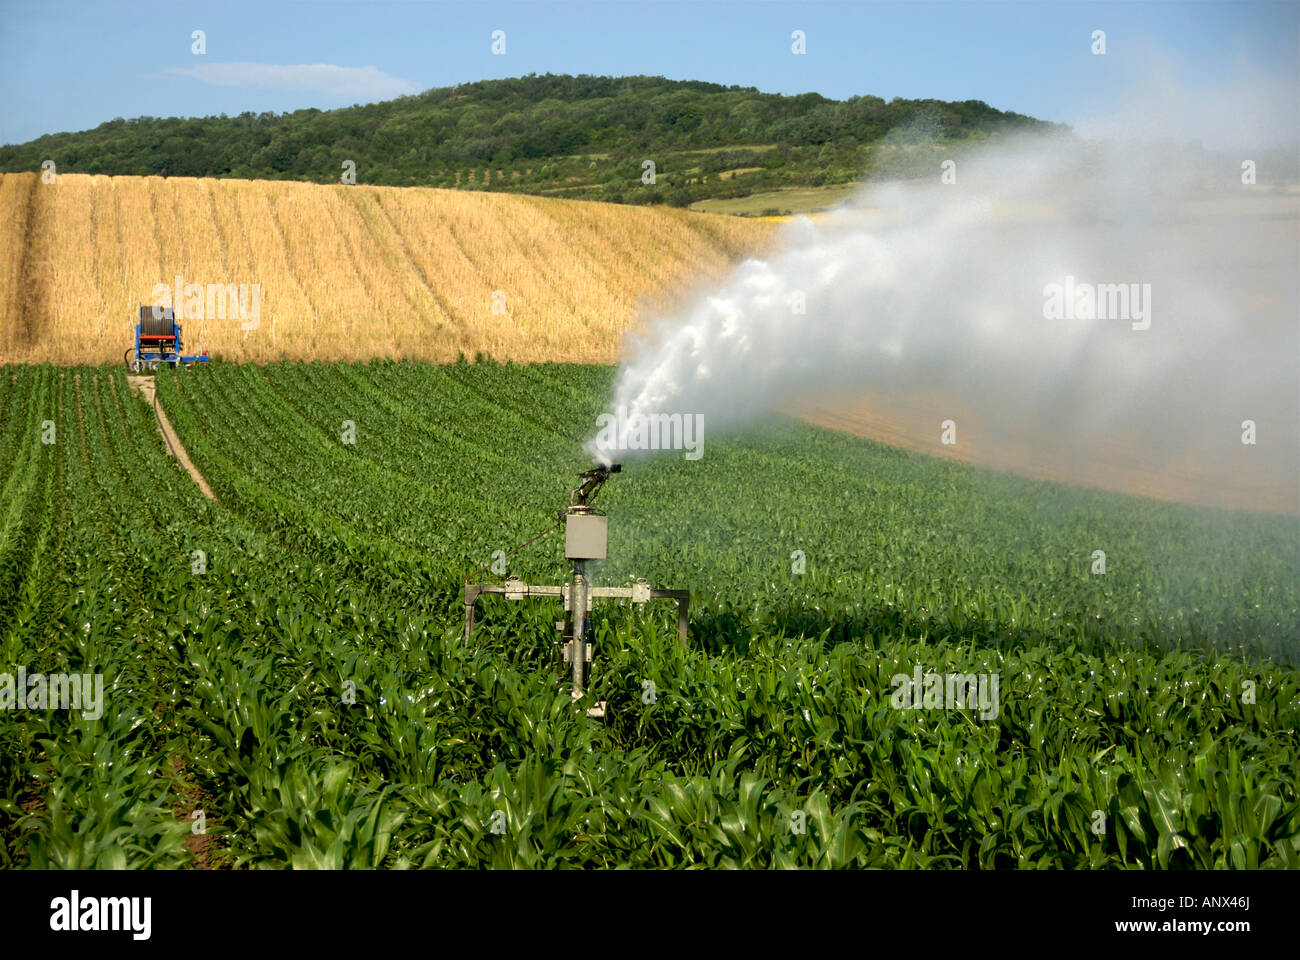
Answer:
[{"xmin": 0, "ymin": 361, "xmax": 1297, "ymax": 868}]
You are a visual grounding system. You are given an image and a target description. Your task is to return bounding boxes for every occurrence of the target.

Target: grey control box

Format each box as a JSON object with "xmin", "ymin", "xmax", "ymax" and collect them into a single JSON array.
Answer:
[{"xmin": 565, "ymin": 514, "xmax": 607, "ymax": 560}]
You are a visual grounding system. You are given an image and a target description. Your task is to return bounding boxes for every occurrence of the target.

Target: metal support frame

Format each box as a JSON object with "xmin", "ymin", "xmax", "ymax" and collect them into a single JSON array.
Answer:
[
  {"xmin": 462, "ymin": 462, "xmax": 687, "ymax": 713},
  {"xmin": 463, "ymin": 580, "xmax": 690, "ymax": 647}
]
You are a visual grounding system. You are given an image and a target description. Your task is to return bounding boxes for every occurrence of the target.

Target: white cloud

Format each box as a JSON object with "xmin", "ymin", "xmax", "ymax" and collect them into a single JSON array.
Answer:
[{"xmin": 166, "ymin": 62, "xmax": 419, "ymax": 101}]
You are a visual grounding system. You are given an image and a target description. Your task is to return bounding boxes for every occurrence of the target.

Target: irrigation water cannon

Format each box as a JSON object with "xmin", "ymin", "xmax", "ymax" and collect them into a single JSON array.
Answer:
[
  {"xmin": 570, "ymin": 462, "xmax": 620, "ymax": 504},
  {"xmin": 463, "ymin": 463, "xmax": 689, "ymax": 718}
]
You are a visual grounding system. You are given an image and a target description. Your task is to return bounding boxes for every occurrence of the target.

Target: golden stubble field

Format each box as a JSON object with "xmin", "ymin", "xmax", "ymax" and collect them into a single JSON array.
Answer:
[{"xmin": 0, "ymin": 172, "xmax": 777, "ymax": 365}]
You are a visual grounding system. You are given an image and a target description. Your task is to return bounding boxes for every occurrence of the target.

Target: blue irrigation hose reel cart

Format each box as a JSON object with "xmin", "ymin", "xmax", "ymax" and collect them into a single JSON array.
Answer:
[{"xmin": 126, "ymin": 304, "xmax": 210, "ymax": 372}]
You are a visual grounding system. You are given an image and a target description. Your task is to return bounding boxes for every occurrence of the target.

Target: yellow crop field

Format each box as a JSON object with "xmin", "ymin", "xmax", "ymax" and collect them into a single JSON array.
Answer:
[{"xmin": 0, "ymin": 172, "xmax": 776, "ymax": 365}]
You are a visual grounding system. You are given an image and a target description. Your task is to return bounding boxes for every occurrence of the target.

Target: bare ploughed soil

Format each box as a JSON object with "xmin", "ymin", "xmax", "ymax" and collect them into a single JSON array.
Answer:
[
  {"xmin": 792, "ymin": 390, "xmax": 1298, "ymax": 517},
  {"xmin": 169, "ymin": 755, "xmax": 225, "ymax": 869},
  {"xmin": 126, "ymin": 375, "xmax": 217, "ymax": 502}
]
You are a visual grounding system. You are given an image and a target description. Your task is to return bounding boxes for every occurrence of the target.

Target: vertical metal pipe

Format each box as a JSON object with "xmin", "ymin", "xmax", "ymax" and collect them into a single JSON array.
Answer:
[
  {"xmin": 571, "ymin": 560, "xmax": 586, "ymax": 695},
  {"xmin": 463, "ymin": 585, "xmax": 477, "ymax": 643}
]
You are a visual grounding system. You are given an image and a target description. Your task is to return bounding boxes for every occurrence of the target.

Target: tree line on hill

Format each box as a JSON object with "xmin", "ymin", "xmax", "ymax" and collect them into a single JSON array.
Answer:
[{"xmin": 0, "ymin": 73, "xmax": 1062, "ymax": 207}]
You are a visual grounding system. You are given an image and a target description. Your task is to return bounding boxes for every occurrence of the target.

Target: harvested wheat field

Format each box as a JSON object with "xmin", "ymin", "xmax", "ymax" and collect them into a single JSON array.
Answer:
[{"xmin": 0, "ymin": 172, "xmax": 777, "ymax": 365}]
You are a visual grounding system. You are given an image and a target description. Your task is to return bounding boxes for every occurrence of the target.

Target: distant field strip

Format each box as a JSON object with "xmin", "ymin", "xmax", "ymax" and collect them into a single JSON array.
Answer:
[{"xmin": 0, "ymin": 172, "xmax": 776, "ymax": 365}]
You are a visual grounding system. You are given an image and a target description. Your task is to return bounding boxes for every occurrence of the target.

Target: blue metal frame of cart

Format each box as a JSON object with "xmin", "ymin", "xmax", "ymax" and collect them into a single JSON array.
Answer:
[{"xmin": 126, "ymin": 304, "xmax": 210, "ymax": 372}]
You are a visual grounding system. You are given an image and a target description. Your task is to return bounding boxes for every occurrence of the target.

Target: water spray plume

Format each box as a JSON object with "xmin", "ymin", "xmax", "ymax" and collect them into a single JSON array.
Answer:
[{"xmin": 590, "ymin": 115, "xmax": 1297, "ymax": 513}]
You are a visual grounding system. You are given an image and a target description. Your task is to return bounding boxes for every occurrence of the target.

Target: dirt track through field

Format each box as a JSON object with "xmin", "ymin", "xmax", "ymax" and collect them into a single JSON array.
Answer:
[{"xmin": 127, "ymin": 375, "xmax": 217, "ymax": 502}]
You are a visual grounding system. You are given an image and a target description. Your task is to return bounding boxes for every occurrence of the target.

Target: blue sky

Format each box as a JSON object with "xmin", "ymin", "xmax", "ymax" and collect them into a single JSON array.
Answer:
[{"xmin": 1, "ymin": 0, "xmax": 1296, "ymax": 146}]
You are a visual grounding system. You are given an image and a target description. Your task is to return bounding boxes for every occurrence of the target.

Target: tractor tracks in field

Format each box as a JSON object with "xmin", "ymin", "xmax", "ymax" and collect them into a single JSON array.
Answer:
[
  {"xmin": 14, "ymin": 174, "xmax": 50, "ymax": 354},
  {"xmin": 127, "ymin": 375, "xmax": 217, "ymax": 502}
]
